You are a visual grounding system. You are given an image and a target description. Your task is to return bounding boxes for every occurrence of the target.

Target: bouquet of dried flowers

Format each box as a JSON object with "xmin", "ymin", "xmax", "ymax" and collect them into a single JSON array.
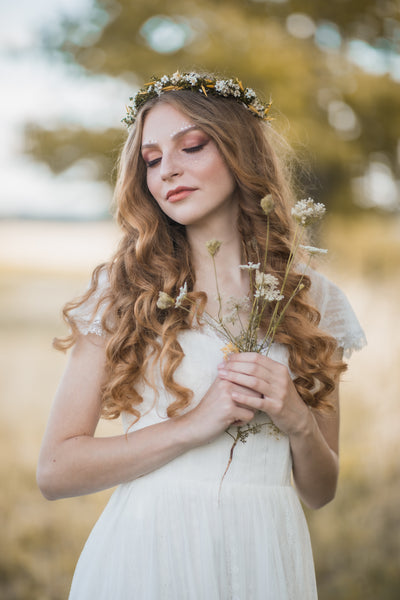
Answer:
[{"xmin": 157, "ymin": 195, "xmax": 327, "ymax": 485}]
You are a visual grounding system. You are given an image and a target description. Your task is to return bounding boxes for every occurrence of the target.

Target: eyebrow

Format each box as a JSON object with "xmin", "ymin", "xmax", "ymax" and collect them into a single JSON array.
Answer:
[{"xmin": 141, "ymin": 125, "xmax": 200, "ymax": 150}]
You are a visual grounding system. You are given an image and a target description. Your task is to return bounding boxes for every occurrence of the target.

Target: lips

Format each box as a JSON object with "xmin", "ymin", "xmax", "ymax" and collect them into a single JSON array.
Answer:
[{"xmin": 166, "ymin": 186, "xmax": 197, "ymax": 202}]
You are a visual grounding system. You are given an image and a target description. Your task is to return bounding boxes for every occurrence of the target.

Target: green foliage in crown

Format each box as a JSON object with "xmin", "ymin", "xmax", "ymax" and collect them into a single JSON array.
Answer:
[{"xmin": 122, "ymin": 71, "xmax": 272, "ymax": 127}]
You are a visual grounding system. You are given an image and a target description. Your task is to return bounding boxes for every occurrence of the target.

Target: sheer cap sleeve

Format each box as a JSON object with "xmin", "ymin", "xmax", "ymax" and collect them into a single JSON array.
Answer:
[
  {"xmin": 307, "ymin": 268, "xmax": 367, "ymax": 358},
  {"xmin": 70, "ymin": 269, "xmax": 111, "ymax": 337}
]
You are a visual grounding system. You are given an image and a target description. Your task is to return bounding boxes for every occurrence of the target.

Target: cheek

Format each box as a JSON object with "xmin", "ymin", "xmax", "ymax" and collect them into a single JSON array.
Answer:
[
  {"xmin": 220, "ymin": 165, "xmax": 235, "ymax": 192},
  {"xmin": 208, "ymin": 157, "xmax": 235, "ymax": 193},
  {"xmin": 146, "ymin": 170, "xmax": 159, "ymax": 198},
  {"xmin": 198, "ymin": 151, "xmax": 232, "ymax": 184}
]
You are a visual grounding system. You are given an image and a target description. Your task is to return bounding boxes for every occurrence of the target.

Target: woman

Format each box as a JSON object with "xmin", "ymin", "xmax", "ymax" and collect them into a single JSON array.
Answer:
[{"xmin": 37, "ymin": 72, "xmax": 366, "ymax": 599}]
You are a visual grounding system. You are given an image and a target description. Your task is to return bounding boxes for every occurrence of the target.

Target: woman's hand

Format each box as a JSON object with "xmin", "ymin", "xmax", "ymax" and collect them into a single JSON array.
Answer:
[
  {"xmin": 217, "ymin": 351, "xmax": 341, "ymax": 509},
  {"xmin": 180, "ymin": 377, "xmax": 262, "ymax": 447},
  {"xmin": 217, "ymin": 352, "xmax": 310, "ymax": 436}
]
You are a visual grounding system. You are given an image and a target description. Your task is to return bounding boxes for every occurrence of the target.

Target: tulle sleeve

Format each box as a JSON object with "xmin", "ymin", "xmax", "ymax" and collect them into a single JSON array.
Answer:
[
  {"xmin": 307, "ymin": 268, "xmax": 367, "ymax": 358},
  {"xmin": 70, "ymin": 269, "xmax": 111, "ymax": 337}
]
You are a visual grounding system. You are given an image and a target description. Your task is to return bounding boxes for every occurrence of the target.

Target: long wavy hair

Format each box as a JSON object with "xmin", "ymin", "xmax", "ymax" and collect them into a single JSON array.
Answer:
[{"xmin": 54, "ymin": 88, "xmax": 346, "ymax": 421}]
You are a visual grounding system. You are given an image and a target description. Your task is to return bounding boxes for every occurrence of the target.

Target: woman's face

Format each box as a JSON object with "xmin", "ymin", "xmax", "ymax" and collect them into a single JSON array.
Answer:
[{"xmin": 141, "ymin": 103, "xmax": 236, "ymax": 228}]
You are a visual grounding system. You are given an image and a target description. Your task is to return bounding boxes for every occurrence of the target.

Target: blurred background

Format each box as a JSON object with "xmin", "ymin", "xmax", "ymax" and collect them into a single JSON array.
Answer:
[{"xmin": 1, "ymin": 0, "xmax": 399, "ymax": 598}]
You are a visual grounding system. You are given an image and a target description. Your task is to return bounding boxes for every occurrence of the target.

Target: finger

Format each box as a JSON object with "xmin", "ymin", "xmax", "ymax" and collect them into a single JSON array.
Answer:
[
  {"xmin": 231, "ymin": 391, "xmax": 266, "ymax": 413},
  {"xmin": 232, "ymin": 382, "xmax": 262, "ymax": 398},
  {"xmin": 224, "ymin": 356, "xmax": 291, "ymax": 395},
  {"xmin": 232, "ymin": 406, "xmax": 256, "ymax": 424},
  {"xmin": 219, "ymin": 354, "xmax": 275, "ymax": 382},
  {"xmin": 224, "ymin": 352, "xmax": 277, "ymax": 373},
  {"xmin": 218, "ymin": 368, "xmax": 265, "ymax": 396},
  {"xmin": 233, "ymin": 392, "xmax": 282, "ymax": 420}
]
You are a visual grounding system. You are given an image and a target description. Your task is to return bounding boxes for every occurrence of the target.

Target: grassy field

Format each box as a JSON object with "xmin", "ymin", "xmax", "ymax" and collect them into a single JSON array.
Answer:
[{"xmin": 0, "ymin": 216, "xmax": 399, "ymax": 599}]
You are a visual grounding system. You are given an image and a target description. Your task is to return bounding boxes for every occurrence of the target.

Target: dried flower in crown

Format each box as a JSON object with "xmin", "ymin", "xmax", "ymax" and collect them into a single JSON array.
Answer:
[{"xmin": 122, "ymin": 72, "xmax": 273, "ymax": 127}]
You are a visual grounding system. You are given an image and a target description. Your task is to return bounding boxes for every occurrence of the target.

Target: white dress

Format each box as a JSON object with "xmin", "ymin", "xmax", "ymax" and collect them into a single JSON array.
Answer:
[{"xmin": 68, "ymin": 269, "xmax": 366, "ymax": 600}]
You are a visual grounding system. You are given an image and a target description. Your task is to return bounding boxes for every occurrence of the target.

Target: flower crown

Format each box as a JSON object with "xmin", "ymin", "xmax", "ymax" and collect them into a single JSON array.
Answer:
[{"xmin": 122, "ymin": 71, "xmax": 272, "ymax": 127}]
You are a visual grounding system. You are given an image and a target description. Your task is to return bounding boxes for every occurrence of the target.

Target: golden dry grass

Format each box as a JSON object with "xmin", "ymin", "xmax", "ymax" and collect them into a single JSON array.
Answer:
[{"xmin": 1, "ymin": 216, "xmax": 399, "ymax": 599}]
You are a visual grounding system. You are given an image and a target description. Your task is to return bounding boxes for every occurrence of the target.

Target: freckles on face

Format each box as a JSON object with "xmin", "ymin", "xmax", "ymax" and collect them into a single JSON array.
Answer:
[{"xmin": 140, "ymin": 103, "xmax": 236, "ymax": 226}]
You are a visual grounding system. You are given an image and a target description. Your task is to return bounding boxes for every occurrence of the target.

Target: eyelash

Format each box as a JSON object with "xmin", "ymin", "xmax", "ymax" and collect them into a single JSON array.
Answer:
[
  {"xmin": 184, "ymin": 143, "xmax": 206, "ymax": 154},
  {"xmin": 146, "ymin": 144, "xmax": 206, "ymax": 168}
]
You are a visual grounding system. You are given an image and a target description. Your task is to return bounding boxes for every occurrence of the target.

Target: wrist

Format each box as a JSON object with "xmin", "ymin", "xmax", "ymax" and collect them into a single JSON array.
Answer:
[
  {"xmin": 289, "ymin": 405, "xmax": 315, "ymax": 439},
  {"xmin": 172, "ymin": 411, "xmax": 202, "ymax": 450}
]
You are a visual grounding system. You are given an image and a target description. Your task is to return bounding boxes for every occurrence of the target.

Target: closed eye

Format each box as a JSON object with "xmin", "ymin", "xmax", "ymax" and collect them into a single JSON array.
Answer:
[
  {"xmin": 183, "ymin": 143, "xmax": 207, "ymax": 154},
  {"xmin": 146, "ymin": 157, "xmax": 161, "ymax": 168},
  {"xmin": 145, "ymin": 142, "xmax": 207, "ymax": 168}
]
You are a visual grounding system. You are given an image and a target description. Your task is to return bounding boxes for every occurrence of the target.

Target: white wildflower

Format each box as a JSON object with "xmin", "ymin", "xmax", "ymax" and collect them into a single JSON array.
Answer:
[
  {"xmin": 157, "ymin": 291, "xmax": 175, "ymax": 309},
  {"xmin": 255, "ymin": 271, "xmax": 280, "ymax": 289},
  {"xmin": 154, "ymin": 81, "xmax": 163, "ymax": 95},
  {"xmin": 160, "ymin": 75, "xmax": 170, "ymax": 85},
  {"xmin": 222, "ymin": 312, "xmax": 238, "ymax": 325},
  {"xmin": 215, "ymin": 80, "xmax": 230, "ymax": 96},
  {"xmin": 300, "ymin": 245, "xmax": 328, "ymax": 256},
  {"xmin": 254, "ymin": 271, "xmax": 283, "ymax": 302},
  {"xmin": 251, "ymin": 99, "xmax": 264, "ymax": 114},
  {"xmin": 230, "ymin": 82, "xmax": 241, "ymax": 97},
  {"xmin": 175, "ymin": 282, "xmax": 188, "ymax": 307},
  {"xmin": 184, "ymin": 72, "xmax": 199, "ymax": 85},
  {"xmin": 239, "ymin": 262, "xmax": 260, "ymax": 270},
  {"xmin": 245, "ymin": 88, "xmax": 256, "ymax": 100},
  {"xmin": 170, "ymin": 71, "xmax": 181, "ymax": 84},
  {"xmin": 222, "ymin": 296, "xmax": 250, "ymax": 326},
  {"xmin": 291, "ymin": 198, "xmax": 326, "ymax": 226},
  {"xmin": 225, "ymin": 296, "xmax": 251, "ymax": 313},
  {"xmin": 254, "ymin": 288, "xmax": 284, "ymax": 302}
]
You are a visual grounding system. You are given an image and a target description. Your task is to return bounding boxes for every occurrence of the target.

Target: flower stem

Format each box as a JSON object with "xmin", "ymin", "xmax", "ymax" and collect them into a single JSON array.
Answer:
[
  {"xmin": 262, "ymin": 216, "xmax": 270, "ymax": 272},
  {"xmin": 211, "ymin": 255, "xmax": 223, "ymax": 322},
  {"xmin": 218, "ymin": 429, "xmax": 240, "ymax": 501}
]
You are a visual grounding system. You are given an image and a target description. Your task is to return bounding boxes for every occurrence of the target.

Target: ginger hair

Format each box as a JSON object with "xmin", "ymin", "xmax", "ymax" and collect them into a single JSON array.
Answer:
[{"xmin": 54, "ymin": 88, "xmax": 346, "ymax": 422}]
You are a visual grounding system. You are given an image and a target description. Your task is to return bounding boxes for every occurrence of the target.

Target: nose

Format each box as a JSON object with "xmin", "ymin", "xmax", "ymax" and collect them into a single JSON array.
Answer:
[{"xmin": 160, "ymin": 151, "xmax": 182, "ymax": 181}]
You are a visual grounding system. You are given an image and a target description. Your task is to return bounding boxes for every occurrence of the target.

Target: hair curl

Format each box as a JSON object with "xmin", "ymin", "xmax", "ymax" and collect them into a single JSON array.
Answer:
[{"xmin": 54, "ymin": 87, "xmax": 346, "ymax": 422}]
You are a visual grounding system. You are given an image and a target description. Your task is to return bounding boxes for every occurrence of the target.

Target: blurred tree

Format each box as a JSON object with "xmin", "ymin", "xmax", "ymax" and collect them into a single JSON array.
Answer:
[{"xmin": 25, "ymin": 0, "xmax": 400, "ymax": 213}]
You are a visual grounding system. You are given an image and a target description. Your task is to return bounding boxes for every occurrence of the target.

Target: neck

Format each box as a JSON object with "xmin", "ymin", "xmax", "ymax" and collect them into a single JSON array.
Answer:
[
  {"xmin": 186, "ymin": 223, "xmax": 252, "ymax": 313},
  {"xmin": 187, "ymin": 219, "xmax": 242, "ymax": 281}
]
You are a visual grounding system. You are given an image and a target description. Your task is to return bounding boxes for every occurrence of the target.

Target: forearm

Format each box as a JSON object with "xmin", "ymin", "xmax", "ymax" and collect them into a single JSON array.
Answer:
[
  {"xmin": 37, "ymin": 417, "xmax": 193, "ymax": 500},
  {"xmin": 289, "ymin": 411, "xmax": 339, "ymax": 509}
]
